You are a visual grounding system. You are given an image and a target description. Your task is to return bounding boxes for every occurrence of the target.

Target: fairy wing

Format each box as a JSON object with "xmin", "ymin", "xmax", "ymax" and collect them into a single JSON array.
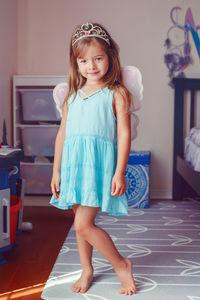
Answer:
[
  {"xmin": 53, "ymin": 82, "xmax": 68, "ymax": 117},
  {"xmin": 122, "ymin": 65, "xmax": 143, "ymax": 112},
  {"xmin": 122, "ymin": 66, "xmax": 143, "ymax": 140}
]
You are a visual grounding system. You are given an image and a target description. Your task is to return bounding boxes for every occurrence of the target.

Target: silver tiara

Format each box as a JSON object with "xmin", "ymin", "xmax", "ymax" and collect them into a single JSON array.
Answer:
[{"xmin": 72, "ymin": 22, "xmax": 110, "ymax": 47}]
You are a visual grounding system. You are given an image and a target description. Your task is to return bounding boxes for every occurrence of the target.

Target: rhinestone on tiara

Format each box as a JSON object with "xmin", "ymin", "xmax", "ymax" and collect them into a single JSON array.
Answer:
[{"xmin": 72, "ymin": 22, "xmax": 110, "ymax": 47}]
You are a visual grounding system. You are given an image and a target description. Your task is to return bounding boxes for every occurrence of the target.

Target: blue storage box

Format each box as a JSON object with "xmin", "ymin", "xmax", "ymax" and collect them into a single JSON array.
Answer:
[
  {"xmin": 0, "ymin": 169, "xmax": 9, "ymax": 190},
  {"xmin": 125, "ymin": 150, "xmax": 151, "ymax": 208}
]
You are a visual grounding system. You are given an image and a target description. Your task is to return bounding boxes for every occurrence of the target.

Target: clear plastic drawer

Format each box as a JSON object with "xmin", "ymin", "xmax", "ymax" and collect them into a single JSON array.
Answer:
[
  {"xmin": 21, "ymin": 126, "xmax": 58, "ymax": 156},
  {"xmin": 20, "ymin": 89, "xmax": 61, "ymax": 122}
]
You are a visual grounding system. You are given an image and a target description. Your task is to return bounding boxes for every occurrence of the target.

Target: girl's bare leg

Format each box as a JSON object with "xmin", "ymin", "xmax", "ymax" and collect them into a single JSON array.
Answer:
[
  {"xmin": 74, "ymin": 205, "xmax": 136, "ymax": 295},
  {"xmin": 71, "ymin": 205, "xmax": 94, "ymax": 293}
]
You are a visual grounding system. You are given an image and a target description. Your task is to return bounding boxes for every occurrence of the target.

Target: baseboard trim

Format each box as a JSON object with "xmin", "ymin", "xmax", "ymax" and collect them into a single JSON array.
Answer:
[
  {"xmin": 24, "ymin": 195, "xmax": 51, "ymax": 206},
  {"xmin": 150, "ymin": 190, "xmax": 172, "ymax": 199}
]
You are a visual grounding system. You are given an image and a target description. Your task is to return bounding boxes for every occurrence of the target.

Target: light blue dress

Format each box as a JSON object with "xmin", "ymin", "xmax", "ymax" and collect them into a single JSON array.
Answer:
[{"xmin": 50, "ymin": 87, "xmax": 128, "ymax": 216}]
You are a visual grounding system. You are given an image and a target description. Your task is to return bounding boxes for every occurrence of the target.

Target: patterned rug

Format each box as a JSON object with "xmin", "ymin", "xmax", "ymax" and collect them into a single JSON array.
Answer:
[{"xmin": 42, "ymin": 199, "xmax": 200, "ymax": 300}]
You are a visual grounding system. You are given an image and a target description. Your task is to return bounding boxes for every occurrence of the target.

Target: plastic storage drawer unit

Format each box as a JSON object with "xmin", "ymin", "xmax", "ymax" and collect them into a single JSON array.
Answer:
[
  {"xmin": 20, "ymin": 163, "xmax": 53, "ymax": 194},
  {"xmin": 20, "ymin": 89, "xmax": 61, "ymax": 122},
  {"xmin": 21, "ymin": 126, "xmax": 58, "ymax": 156}
]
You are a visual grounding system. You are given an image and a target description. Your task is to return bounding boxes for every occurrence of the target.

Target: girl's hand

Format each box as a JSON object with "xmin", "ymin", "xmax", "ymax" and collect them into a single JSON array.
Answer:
[
  {"xmin": 111, "ymin": 173, "xmax": 126, "ymax": 196},
  {"xmin": 51, "ymin": 171, "xmax": 60, "ymax": 199}
]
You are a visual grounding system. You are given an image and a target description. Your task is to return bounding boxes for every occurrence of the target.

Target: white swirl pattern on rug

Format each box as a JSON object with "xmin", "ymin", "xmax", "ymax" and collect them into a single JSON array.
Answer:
[{"xmin": 42, "ymin": 199, "xmax": 200, "ymax": 299}]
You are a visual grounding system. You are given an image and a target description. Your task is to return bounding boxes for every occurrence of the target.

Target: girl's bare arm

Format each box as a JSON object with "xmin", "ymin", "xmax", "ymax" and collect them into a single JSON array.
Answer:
[
  {"xmin": 111, "ymin": 89, "xmax": 131, "ymax": 196},
  {"xmin": 51, "ymin": 102, "xmax": 68, "ymax": 198}
]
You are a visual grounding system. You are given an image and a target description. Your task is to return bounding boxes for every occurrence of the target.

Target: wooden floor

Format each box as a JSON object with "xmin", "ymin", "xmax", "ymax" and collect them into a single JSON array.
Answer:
[{"xmin": 0, "ymin": 206, "xmax": 74, "ymax": 300}]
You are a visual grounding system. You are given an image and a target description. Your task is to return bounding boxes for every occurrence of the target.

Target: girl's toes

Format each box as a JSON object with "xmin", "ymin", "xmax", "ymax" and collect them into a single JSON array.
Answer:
[
  {"xmin": 80, "ymin": 287, "xmax": 86, "ymax": 293},
  {"xmin": 72, "ymin": 285, "xmax": 80, "ymax": 293},
  {"xmin": 71, "ymin": 286, "xmax": 75, "ymax": 292},
  {"xmin": 123, "ymin": 288, "xmax": 133, "ymax": 296},
  {"xmin": 129, "ymin": 288, "xmax": 133, "ymax": 295},
  {"xmin": 120, "ymin": 288, "xmax": 125, "ymax": 294},
  {"xmin": 132, "ymin": 288, "xmax": 136, "ymax": 294}
]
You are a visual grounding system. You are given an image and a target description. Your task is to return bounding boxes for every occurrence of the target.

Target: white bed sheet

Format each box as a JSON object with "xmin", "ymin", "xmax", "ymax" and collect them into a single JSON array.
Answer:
[
  {"xmin": 184, "ymin": 137, "xmax": 200, "ymax": 172},
  {"xmin": 189, "ymin": 127, "xmax": 200, "ymax": 146}
]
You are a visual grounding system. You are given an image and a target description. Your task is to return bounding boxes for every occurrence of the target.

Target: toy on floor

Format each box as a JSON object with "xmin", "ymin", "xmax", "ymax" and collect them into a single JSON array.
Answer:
[{"xmin": 20, "ymin": 222, "xmax": 33, "ymax": 231}]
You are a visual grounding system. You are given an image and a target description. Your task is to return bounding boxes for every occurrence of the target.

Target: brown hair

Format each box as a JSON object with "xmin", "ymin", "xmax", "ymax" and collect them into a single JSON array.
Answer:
[{"xmin": 64, "ymin": 23, "xmax": 132, "ymax": 111}]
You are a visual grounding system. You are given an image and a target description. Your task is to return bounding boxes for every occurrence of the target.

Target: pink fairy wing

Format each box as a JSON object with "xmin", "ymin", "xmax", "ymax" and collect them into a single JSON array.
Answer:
[
  {"xmin": 122, "ymin": 66, "xmax": 143, "ymax": 140},
  {"xmin": 53, "ymin": 82, "xmax": 68, "ymax": 117},
  {"xmin": 122, "ymin": 66, "xmax": 143, "ymax": 112}
]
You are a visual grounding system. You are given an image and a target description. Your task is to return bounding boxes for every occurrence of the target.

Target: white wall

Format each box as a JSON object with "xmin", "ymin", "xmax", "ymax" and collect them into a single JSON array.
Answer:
[
  {"xmin": 2, "ymin": 0, "xmax": 200, "ymax": 197},
  {"xmin": 0, "ymin": 0, "xmax": 18, "ymax": 146}
]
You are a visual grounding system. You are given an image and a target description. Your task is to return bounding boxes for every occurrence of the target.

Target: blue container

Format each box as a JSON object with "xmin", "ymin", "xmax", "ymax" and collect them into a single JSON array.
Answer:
[
  {"xmin": 125, "ymin": 151, "xmax": 151, "ymax": 208},
  {"xmin": 0, "ymin": 162, "xmax": 20, "ymax": 194},
  {"xmin": 0, "ymin": 168, "xmax": 9, "ymax": 190}
]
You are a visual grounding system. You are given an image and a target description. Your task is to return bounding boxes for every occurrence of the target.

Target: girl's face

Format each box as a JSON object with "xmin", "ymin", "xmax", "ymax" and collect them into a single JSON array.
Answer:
[{"xmin": 76, "ymin": 40, "xmax": 109, "ymax": 85}]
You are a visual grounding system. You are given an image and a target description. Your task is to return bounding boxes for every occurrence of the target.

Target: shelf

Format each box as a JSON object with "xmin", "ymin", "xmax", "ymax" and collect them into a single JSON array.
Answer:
[
  {"xmin": 13, "ymin": 75, "xmax": 67, "ymax": 86},
  {"xmin": 16, "ymin": 123, "xmax": 59, "ymax": 128},
  {"xmin": 16, "ymin": 88, "xmax": 53, "ymax": 91},
  {"xmin": 21, "ymin": 161, "xmax": 53, "ymax": 166},
  {"xmin": 13, "ymin": 75, "xmax": 63, "ymax": 195}
]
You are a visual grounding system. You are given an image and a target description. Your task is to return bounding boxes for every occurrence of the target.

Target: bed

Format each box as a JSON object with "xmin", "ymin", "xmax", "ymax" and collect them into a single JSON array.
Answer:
[{"xmin": 172, "ymin": 77, "xmax": 200, "ymax": 200}]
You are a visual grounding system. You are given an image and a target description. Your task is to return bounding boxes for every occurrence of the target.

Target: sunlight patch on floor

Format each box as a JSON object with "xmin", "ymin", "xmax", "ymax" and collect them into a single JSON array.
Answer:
[{"xmin": 0, "ymin": 282, "xmax": 45, "ymax": 299}]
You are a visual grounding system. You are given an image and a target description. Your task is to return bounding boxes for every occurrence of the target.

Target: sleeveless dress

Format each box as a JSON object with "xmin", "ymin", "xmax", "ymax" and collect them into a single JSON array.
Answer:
[{"xmin": 50, "ymin": 87, "xmax": 128, "ymax": 216}]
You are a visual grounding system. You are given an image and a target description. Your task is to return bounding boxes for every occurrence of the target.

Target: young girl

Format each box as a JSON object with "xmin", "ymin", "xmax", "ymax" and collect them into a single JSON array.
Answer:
[{"xmin": 50, "ymin": 22, "xmax": 136, "ymax": 296}]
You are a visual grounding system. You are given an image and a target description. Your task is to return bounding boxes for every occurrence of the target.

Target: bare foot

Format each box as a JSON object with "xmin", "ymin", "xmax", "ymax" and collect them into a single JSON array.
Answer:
[
  {"xmin": 71, "ymin": 267, "xmax": 93, "ymax": 293},
  {"xmin": 115, "ymin": 258, "xmax": 136, "ymax": 295}
]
